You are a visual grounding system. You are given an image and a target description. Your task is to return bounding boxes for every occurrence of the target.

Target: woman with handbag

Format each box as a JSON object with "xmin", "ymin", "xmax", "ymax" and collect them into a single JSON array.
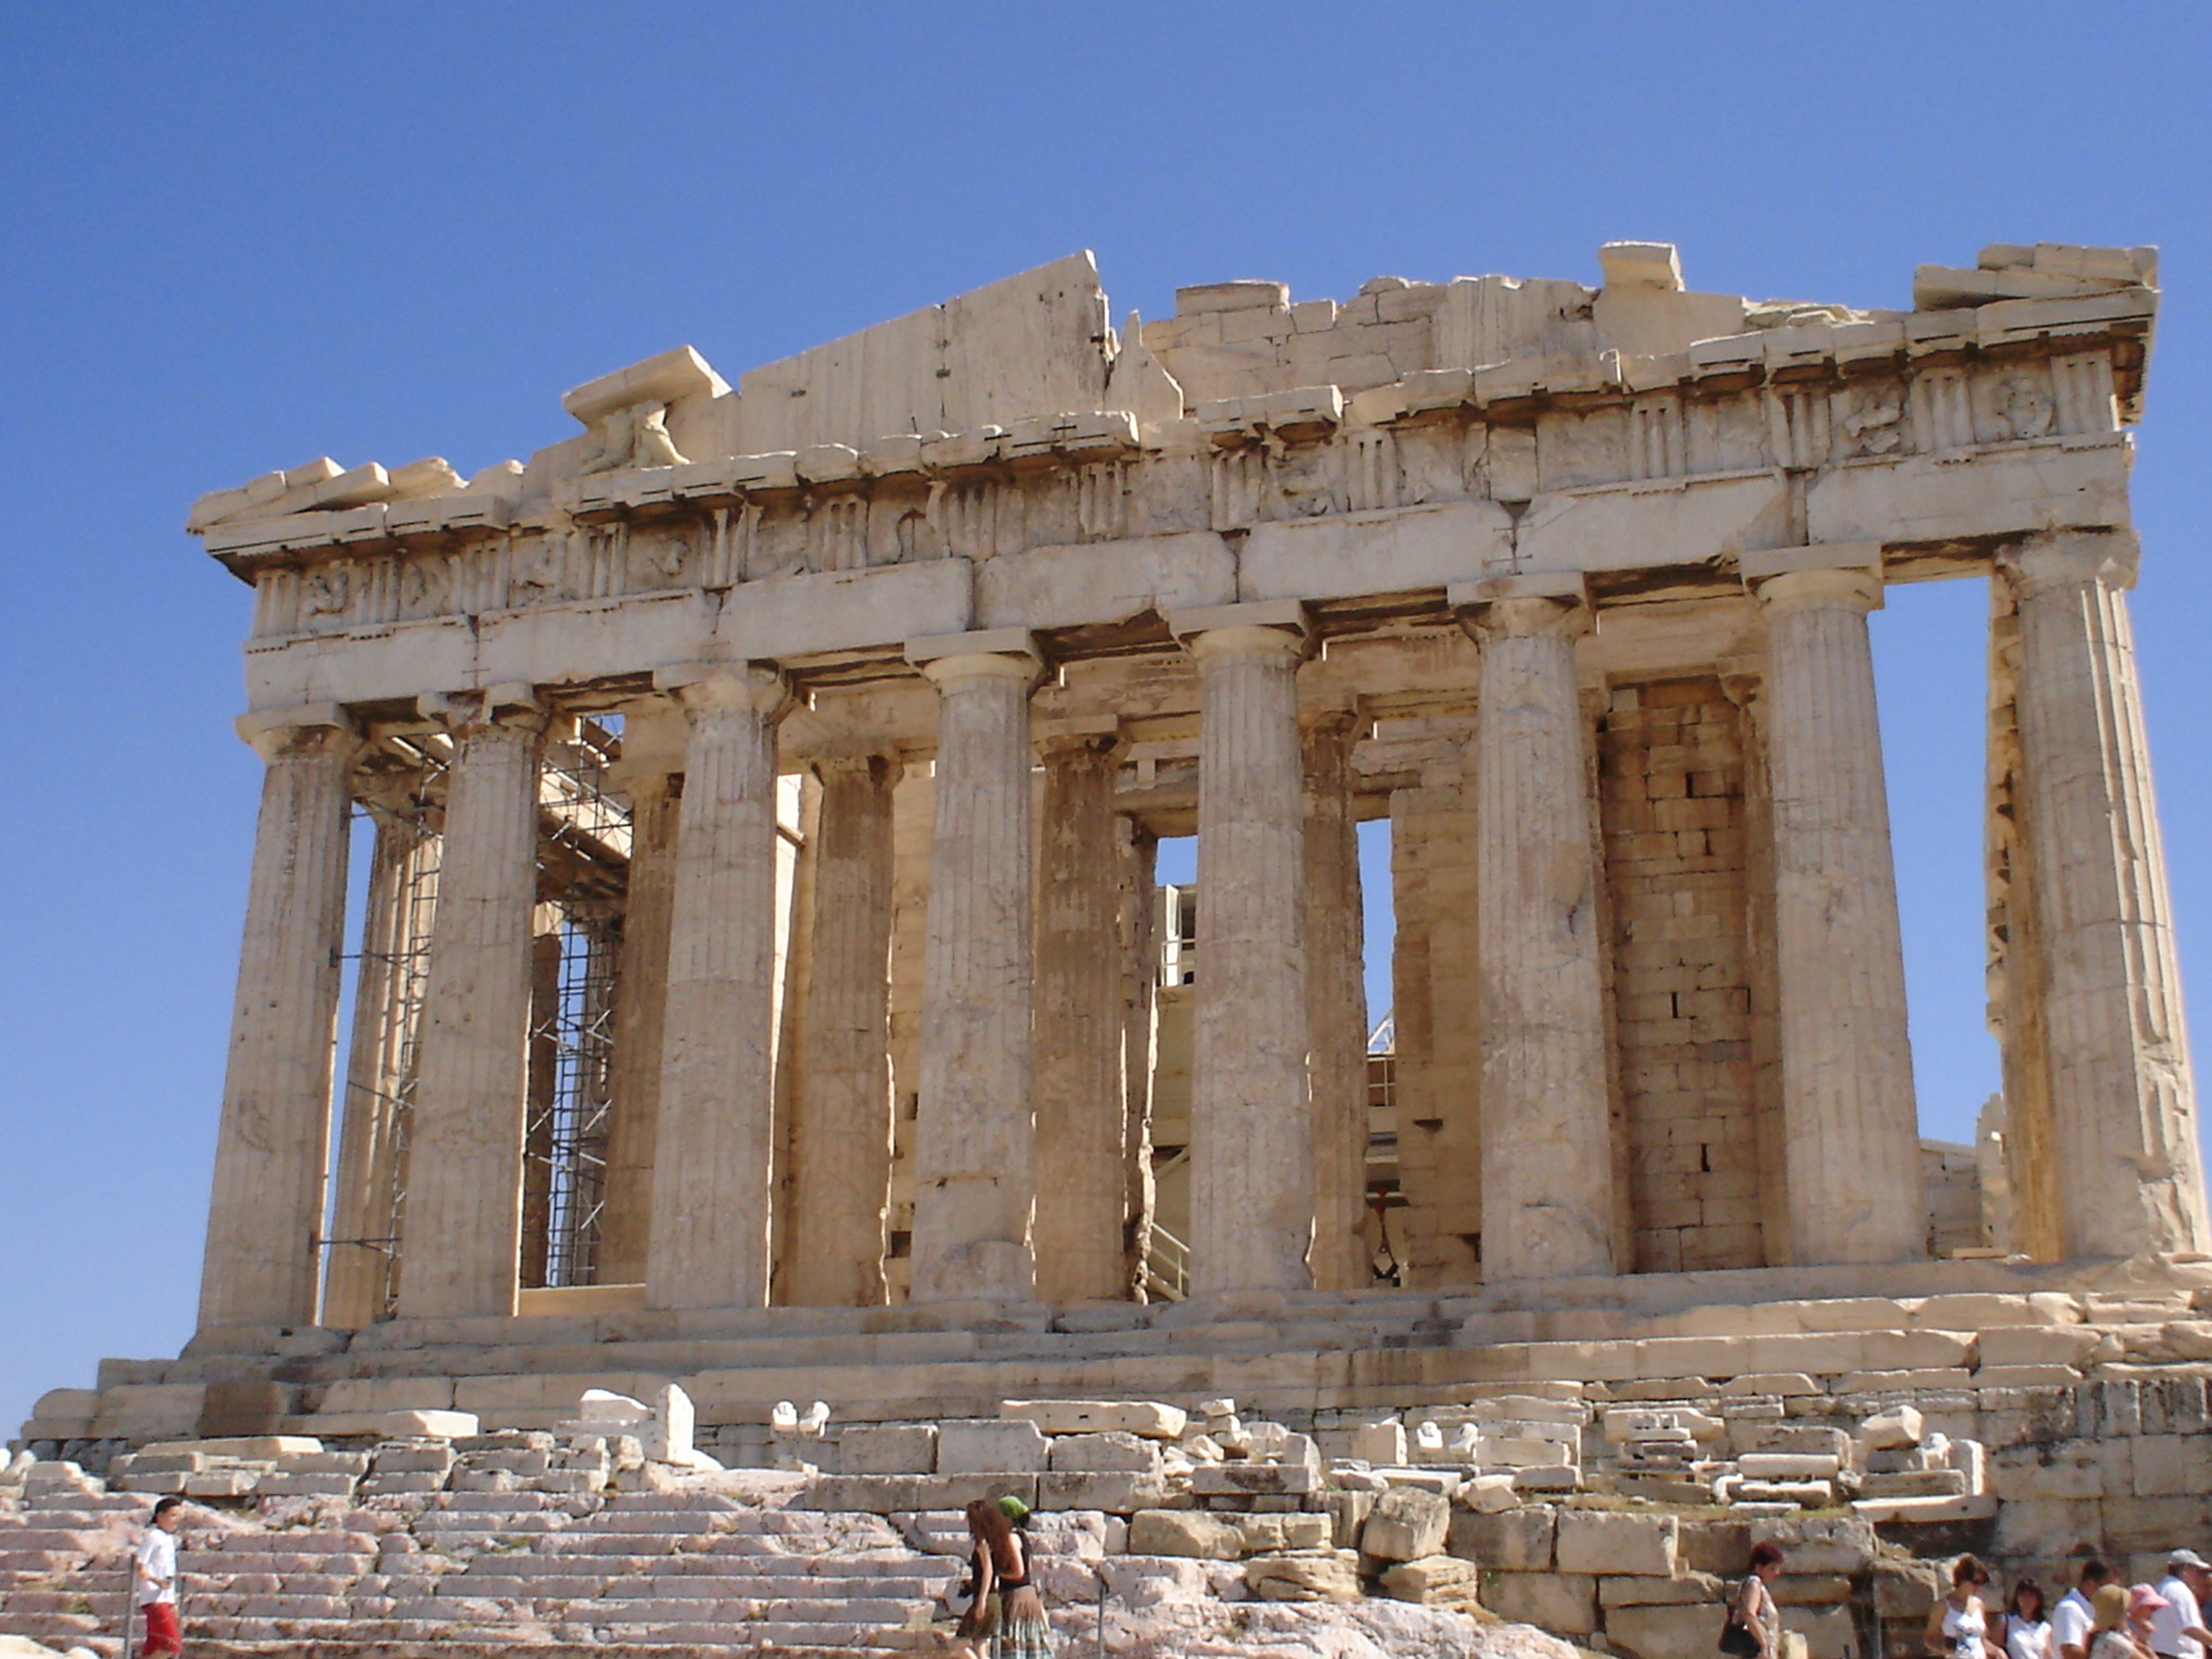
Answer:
[
  {"xmin": 1722, "ymin": 1543, "xmax": 1786, "ymax": 1659},
  {"xmin": 950, "ymin": 1497, "xmax": 1053, "ymax": 1659}
]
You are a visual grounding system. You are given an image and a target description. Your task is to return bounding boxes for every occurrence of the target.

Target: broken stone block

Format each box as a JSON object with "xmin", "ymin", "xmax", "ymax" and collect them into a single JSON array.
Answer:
[
  {"xmin": 1857, "ymin": 1469, "xmax": 1967, "ymax": 1500},
  {"xmin": 1046, "ymin": 1431, "xmax": 1162, "ymax": 1476},
  {"xmin": 937, "ymin": 1419, "xmax": 1048, "ymax": 1475},
  {"xmin": 1000, "ymin": 1399, "xmax": 1188, "ymax": 1440},
  {"xmin": 1351, "ymin": 1420, "xmax": 1407, "ymax": 1465},
  {"xmin": 1457, "ymin": 1473, "xmax": 1521, "ymax": 1513},
  {"xmin": 1381, "ymin": 1552, "xmax": 1482, "ymax": 1608},
  {"xmin": 837, "ymin": 1424, "xmax": 937, "ymax": 1476},
  {"xmin": 1609, "ymin": 1599, "xmax": 1731, "ymax": 1659},
  {"xmin": 1236, "ymin": 1513, "xmax": 1332, "ymax": 1553},
  {"xmin": 1128, "ymin": 1508, "xmax": 1242, "ymax": 1560},
  {"xmin": 1245, "ymin": 1550, "xmax": 1363, "ymax": 1602},
  {"xmin": 1859, "ymin": 1406, "xmax": 1923, "ymax": 1450},
  {"xmin": 1449, "ymin": 1506, "xmax": 1555, "ymax": 1571},
  {"xmin": 1190, "ymin": 1461, "xmax": 1315, "ymax": 1497},
  {"xmin": 1484, "ymin": 1570, "xmax": 1599, "ymax": 1634},
  {"xmin": 1360, "ymin": 1486, "xmax": 1450, "ymax": 1561},
  {"xmin": 1317, "ymin": 1489, "xmax": 1375, "ymax": 1549},
  {"xmin": 1739, "ymin": 1453, "xmax": 1841, "ymax": 1480},
  {"xmin": 1555, "ymin": 1508, "xmax": 1677, "ymax": 1577}
]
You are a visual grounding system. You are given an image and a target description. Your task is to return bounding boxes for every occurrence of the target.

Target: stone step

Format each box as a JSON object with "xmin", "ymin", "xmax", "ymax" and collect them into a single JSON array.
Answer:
[
  {"xmin": 0, "ymin": 1610, "xmax": 104, "ymax": 1638},
  {"xmin": 578, "ymin": 1596, "xmax": 924, "ymax": 1623},
  {"xmin": 199, "ymin": 1571, "xmax": 360, "ymax": 1595},
  {"xmin": 0, "ymin": 1528, "xmax": 115, "ymax": 1551},
  {"xmin": 3, "ymin": 1589, "xmax": 132, "ymax": 1615},
  {"xmin": 180, "ymin": 1551, "xmax": 374, "ymax": 1575},
  {"xmin": 0, "ymin": 1551, "xmax": 92, "ymax": 1575}
]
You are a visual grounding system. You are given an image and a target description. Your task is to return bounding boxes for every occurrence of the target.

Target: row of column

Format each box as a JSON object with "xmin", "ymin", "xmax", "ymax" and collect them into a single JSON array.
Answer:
[{"xmin": 196, "ymin": 531, "xmax": 2203, "ymax": 1333}]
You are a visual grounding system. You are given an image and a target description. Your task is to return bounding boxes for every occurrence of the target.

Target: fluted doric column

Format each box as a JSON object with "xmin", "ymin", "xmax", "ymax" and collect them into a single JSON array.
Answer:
[
  {"xmin": 1303, "ymin": 702, "xmax": 1372, "ymax": 1292},
  {"xmin": 198, "ymin": 706, "xmax": 358, "ymax": 1330},
  {"xmin": 1455, "ymin": 579, "xmax": 1618, "ymax": 1282},
  {"xmin": 646, "ymin": 663, "xmax": 791, "ymax": 1310},
  {"xmin": 785, "ymin": 749, "xmax": 902, "ymax": 1306},
  {"xmin": 1173, "ymin": 603, "xmax": 1314, "ymax": 1296},
  {"xmin": 398, "ymin": 686, "xmax": 547, "ymax": 1320},
  {"xmin": 1748, "ymin": 559, "xmax": 1923, "ymax": 1264},
  {"xmin": 905, "ymin": 634, "xmax": 1044, "ymax": 1302},
  {"xmin": 595, "ymin": 696, "xmax": 685, "ymax": 1285},
  {"xmin": 324, "ymin": 794, "xmax": 437, "ymax": 1328},
  {"xmin": 2002, "ymin": 531, "xmax": 2206, "ymax": 1258},
  {"xmin": 1034, "ymin": 722, "xmax": 1129, "ymax": 1304}
]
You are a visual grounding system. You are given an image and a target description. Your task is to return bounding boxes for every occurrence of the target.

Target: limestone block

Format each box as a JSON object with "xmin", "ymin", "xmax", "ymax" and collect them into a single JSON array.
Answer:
[
  {"xmin": 308, "ymin": 1410, "xmax": 479, "ymax": 1439},
  {"xmin": 1317, "ymin": 1490, "xmax": 1375, "ymax": 1549},
  {"xmin": 710, "ymin": 558, "xmax": 974, "ymax": 662},
  {"xmin": 1739, "ymin": 1454, "xmax": 1841, "ymax": 1480},
  {"xmin": 1858, "ymin": 1407, "xmax": 1923, "ymax": 1450},
  {"xmin": 1518, "ymin": 471, "xmax": 1791, "ymax": 573},
  {"xmin": 320, "ymin": 1379, "xmax": 455, "ymax": 1414},
  {"xmin": 1806, "ymin": 440, "xmax": 2131, "ymax": 546},
  {"xmin": 93, "ymin": 1384, "xmax": 205, "ymax": 1438},
  {"xmin": 1245, "ymin": 1550, "xmax": 1364, "ymax": 1602},
  {"xmin": 1755, "ymin": 1577, "xmax": 1848, "ymax": 1611},
  {"xmin": 1239, "ymin": 501, "xmax": 1513, "ymax": 603},
  {"xmin": 1472, "ymin": 1395, "xmax": 1593, "ymax": 1426},
  {"xmin": 1037, "ymin": 1471, "xmax": 1179, "ymax": 1513},
  {"xmin": 1456, "ymin": 1474, "xmax": 1522, "ymax": 1514},
  {"xmin": 1190, "ymin": 1462, "xmax": 1317, "ymax": 1497},
  {"xmin": 1477, "ymin": 1434, "xmax": 1574, "ymax": 1469},
  {"xmin": 1977, "ymin": 1326, "xmax": 2103, "ymax": 1368},
  {"xmin": 1513, "ymin": 1466, "xmax": 1583, "ymax": 1493},
  {"xmin": 1606, "ymin": 1407, "xmax": 1723, "ymax": 1444},
  {"xmin": 1128, "ymin": 1509, "xmax": 1243, "ymax": 1560},
  {"xmin": 143, "ymin": 1434, "xmax": 321, "ymax": 1459},
  {"xmin": 977, "ymin": 533, "xmax": 1234, "ymax": 630},
  {"xmin": 1047, "ymin": 1432, "xmax": 1163, "ymax": 1476},
  {"xmin": 1351, "ymin": 1421, "xmax": 1407, "ymax": 1465},
  {"xmin": 1450, "ymin": 1507, "xmax": 1556, "ymax": 1571},
  {"xmin": 1237, "ymin": 1513, "xmax": 1333, "ymax": 1553},
  {"xmin": 1872, "ymin": 1559, "xmax": 1943, "ymax": 1620},
  {"xmin": 1381, "ymin": 1553, "xmax": 1483, "ymax": 1608},
  {"xmin": 837, "ymin": 1425, "xmax": 937, "ymax": 1476},
  {"xmin": 1783, "ymin": 1603, "xmax": 1860, "ymax": 1659},
  {"xmin": 1602, "ymin": 1572, "xmax": 1726, "ymax": 1606},
  {"xmin": 1607, "ymin": 1599, "xmax": 1731, "ymax": 1659},
  {"xmin": 180, "ymin": 1470, "xmax": 261, "ymax": 1498},
  {"xmin": 1360, "ymin": 1487, "xmax": 1451, "ymax": 1562},
  {"xmin": 936, "ymin": 1419, "xmax": 1049, "ymax": 1475},
  {"xmin": 1484, "ymin": 1571, "xmax": 1599, "ymax": 1635},
  {"xmin": 1857, "ymin": 1469, "xmax": 1967, "ymax": 1499},
  {"xmin": 1556, "ymin": 1509, "xmax": 1677, "ymax": 1577},
  {"xmin": 1008, "ymin": 1407, "xmax": 1194, "ymax": 1442},
  {"xmin": 1752, "ymin": 1515, "xmax": 1874, "ymax": 1575},
  {"xmin": 1851, "ymin": 1494, "xmax": 1997, "ymax": 1524}
]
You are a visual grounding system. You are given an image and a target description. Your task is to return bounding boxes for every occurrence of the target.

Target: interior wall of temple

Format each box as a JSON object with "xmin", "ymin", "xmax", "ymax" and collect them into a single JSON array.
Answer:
[
  {"xmin": 1387, "ymin": 751, "xmax": 1483, "ymax": 1290},
  {"xmin": 1599, "ymin": 676, "xmax": 1770, "ymax": 1273}
]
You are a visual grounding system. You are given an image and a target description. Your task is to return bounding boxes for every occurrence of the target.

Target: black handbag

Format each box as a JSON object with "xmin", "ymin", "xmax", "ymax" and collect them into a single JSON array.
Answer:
[{"xmin": 1720, "ymin": 1579, "xmax": 1763, "ymax": 1657}]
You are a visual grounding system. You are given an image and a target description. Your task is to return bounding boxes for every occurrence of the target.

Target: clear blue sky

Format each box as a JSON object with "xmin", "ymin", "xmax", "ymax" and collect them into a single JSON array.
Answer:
[{"xmin": 3, "ymin": 3, "xmax": 2208, "ymax": 1439}]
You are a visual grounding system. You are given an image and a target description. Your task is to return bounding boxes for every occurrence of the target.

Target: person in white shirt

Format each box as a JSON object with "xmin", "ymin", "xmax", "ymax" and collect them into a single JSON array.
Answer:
[
  {"xmin": 2151, "ymin": 1551, "xmax": 2212, "ymax": 1659},
  {"xmin": 132, "ymin": 1496, "xmax": 185, "ymax": 1658},
  {"xmin": 2058, "ymin": 1564, "xmax": 2121, "ymax": 1659},
  {"xmin": 2005, "ymin": 1579, "xmax": 2055, "ymax": 1659}
]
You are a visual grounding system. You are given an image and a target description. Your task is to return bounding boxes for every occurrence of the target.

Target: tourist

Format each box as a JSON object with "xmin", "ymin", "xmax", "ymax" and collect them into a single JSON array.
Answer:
[
  {"xmin": 1929, "ymin": 1555, "xmax": 1993, "ymax": 1659},
  {"xmin": 2132, "ymin": 1588, "xmax": 2177, "ymax": 1659},
  {"xmin": 2089, "ymin": 1586, "xmax": 2145, "ymax": 1659},
  {"xmin": 2150, "ymin": 1551, "xmax": 2212, "ymax": 1659},
  {"xmin": 132, "ymin": 1496, "xmax": 186, "ymax": 1658},
  {"xmin": 1723, "ymin": 1541, "xmax": 1786, "ymax": 1659},
  {"xmin": 2059, "ymin": 1563, "xmax": 2122, "ymax": 1659},
  {"xmin": 2005, "ymin": 1581, "xmax": 2054, "ymax": 1659},
  {"xmin": 950, "ymin": 1497, "xmax": 1051, "ymax": 1659}
]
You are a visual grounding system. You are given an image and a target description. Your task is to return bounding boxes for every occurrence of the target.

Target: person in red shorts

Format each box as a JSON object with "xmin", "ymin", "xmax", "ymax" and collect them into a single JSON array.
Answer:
[{"xmin": 132, "ymin": 1495, "xmax": 185, "ymax": 1656}]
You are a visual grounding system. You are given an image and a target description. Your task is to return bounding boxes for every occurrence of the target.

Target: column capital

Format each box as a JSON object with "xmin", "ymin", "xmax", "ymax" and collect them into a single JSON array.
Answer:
[
  {"xmin": 1037, "ymin": 713, "xmax": 1123, "ymax": 761},
  {"xmin": 655, "ymin": 661, "xmax": 792, "ymax": 720},
  {"xmin": 905, "ymin": 627, "xmax": 1044, "ymax": 690},
  {"xmin": 606, "ymin": 692, "xmax": 686, "ymax": 797},
  {"xmin": 2000, "ymin": 529, "xmax": 2141, "ymax": 598},
  {"xmin": 417, "ymin": 684, "xmax": 548, "ymax": 740},
  {"xmin": 1166, "ymin": 599, "xmax": 1311, "ymax": 668},
  {"xmin": 1750, "ymin": 565, "xmax": 1883, "ymax": 615},
  {"xmin": 1450, "ymin": 571, "xmax": 1592, "ymax": 642},
  {"xmin": 807, "ymin": 746, "xmax": 904, "ymax": 787},
  {"xmin": 234, "ymin": 703, "xmax": 360, "ymax": 762}
]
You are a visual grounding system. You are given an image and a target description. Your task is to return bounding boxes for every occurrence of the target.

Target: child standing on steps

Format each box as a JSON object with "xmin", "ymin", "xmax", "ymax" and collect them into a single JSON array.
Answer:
[{"xmin": 132, "ymin": 1495, "xmax": 186, "ymax": 1658}]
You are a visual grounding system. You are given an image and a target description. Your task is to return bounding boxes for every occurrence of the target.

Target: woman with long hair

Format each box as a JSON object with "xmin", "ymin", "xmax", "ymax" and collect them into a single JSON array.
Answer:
[
  {"xmin": 950, "ymin": 1497, "xmax": 1051, "ymax": 1659},
  {"xmin": 1929, "ymin": 1556, "xmax": 1993, "ymax": 1659},
  {"xmin": 2004, "ymin": 1580, "xmax": 2054, "ymax": 1659}
]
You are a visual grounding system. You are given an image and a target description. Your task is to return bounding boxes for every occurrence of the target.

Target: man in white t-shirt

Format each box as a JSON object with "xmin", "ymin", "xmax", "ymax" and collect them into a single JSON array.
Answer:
[
  {"xmin": 2152, "ymin": 1551, "xmax": 2212, "ymax": 1659},
  {"xmin": 2055, "ymin": 1561, "xmax": 2117, "ymax": 1659},
  {"xmin": 132, "ymin": 1496, "xmax": 185, "ymax": 1658}
]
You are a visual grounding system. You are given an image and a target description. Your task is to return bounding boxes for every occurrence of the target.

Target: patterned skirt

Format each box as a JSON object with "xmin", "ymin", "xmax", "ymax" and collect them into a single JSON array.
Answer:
[{"xmin": 997, "ymin": 1586, "xmax": 1053, "ymax": 1658}]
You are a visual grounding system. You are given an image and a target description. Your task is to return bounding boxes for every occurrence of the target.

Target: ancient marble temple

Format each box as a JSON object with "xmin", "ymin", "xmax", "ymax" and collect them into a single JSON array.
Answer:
[{"xmin": 183, "ymin": 239, "xmax": 2200, "ymax": 1362}]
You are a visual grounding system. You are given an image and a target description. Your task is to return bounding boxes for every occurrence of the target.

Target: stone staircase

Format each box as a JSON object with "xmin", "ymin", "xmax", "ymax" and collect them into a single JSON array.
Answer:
[{"xmin": 0, "ymin": 1475, "xmax": 954, "ymax": 1654}]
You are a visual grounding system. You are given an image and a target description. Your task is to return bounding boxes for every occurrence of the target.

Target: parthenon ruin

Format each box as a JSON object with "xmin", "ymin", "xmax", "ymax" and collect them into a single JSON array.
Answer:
[{"xmin": 22, "ymin": 237, "xmax": 2207, "ymax": 1459}]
